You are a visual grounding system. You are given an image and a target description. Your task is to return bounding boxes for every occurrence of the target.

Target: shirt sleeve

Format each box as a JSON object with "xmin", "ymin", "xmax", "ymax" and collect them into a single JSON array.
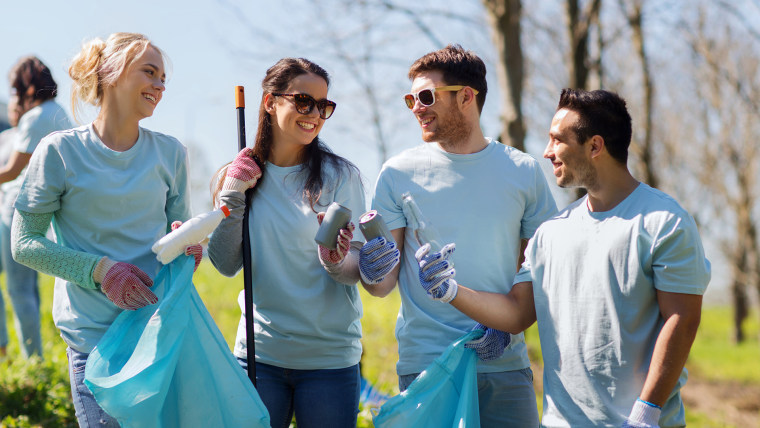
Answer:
[
  {"xmin": 207, "ymin": 190, "xmax": 246, "ymax": 277},
  {"xmin": 14, "ymin": 137, "xmax": 66, "ymax": 213},
  {"xmin": 652, "ymin": 213, "xmax": 711, "ymax": 295},
  {"xmin": 371, "ymin": 165, "xmax": 405, "ymax": 231},
  {"xmin": 520, "ymin": 160, "xmax": 558, "ymax": 239},
  {"xmin": 164, "ymin": 144, "xmax": 192, "ymax": 232},
  {"xmin": 11, "ymin": 209, "xmax": 101, "ymax": 289}
]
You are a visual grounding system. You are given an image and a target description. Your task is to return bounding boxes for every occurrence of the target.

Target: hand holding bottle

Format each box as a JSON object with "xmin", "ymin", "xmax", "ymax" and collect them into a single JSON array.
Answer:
[{"xmin": 152, "ymin": 206, "xmax": 230, "ymax": 264}]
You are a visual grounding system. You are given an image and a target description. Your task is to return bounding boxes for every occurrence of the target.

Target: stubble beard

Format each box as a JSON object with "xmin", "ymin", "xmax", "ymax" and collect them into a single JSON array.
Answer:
[
  {"xmin": 423, "ymin": 104, "xmax": 471, "ymax": 151},
  {"xmin": 558, "ymin": 157, "xmax": 597, "ymax": 190}
]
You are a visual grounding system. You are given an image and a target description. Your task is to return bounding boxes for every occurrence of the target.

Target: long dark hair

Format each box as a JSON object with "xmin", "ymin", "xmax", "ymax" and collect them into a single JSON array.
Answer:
[{"xmin": 213, "ymin": 58, "xmax": 360, "ymax": 210}]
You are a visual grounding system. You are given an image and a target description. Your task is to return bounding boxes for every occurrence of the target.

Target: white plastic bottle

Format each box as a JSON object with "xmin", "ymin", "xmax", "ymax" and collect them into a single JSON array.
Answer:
[
  {"xmin": 152, "ymin": 205, "xmax": 231, "ymax": 264},
  {"xmin": 401, "ymin": 192, "xmax": 443, "ymax": 252}
]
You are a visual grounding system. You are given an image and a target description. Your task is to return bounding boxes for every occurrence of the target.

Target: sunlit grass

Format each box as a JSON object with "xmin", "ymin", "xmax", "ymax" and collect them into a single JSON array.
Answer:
[
  {"xmin": 2, "ymin": 262, "xmax": 759, "ymax": 427},
  {"xmin": 688, "ymin": 306, "xmax": 760, "ymax": 383}
]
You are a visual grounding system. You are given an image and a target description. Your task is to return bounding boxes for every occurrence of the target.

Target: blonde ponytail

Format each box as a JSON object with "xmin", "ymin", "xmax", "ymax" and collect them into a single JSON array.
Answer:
[{"xmin": 68, "ymin": 37, "xmax": 106, "ymax": 121}]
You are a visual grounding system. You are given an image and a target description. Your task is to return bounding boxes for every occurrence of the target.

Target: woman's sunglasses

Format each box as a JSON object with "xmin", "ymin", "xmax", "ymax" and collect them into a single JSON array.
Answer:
[
  {"xmin": 403, "ymin": 85, "xmax": 479, "ymax": 109},
  {"xmin": 272, "ymin": 93, "xmax": 336, "ymax": 119}
]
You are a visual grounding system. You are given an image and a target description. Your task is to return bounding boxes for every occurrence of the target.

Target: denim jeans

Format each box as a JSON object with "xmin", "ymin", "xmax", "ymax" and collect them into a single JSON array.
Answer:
[
  {"xmin": 238, "ymin": 357, "xmax": 360, "ymax": 428},
  {"xmin": 0, "ymin": 216, "xmax": 41, "ymax": 357},
  {"xmin": 399, "ymin": 367, "xmax": 539, "ymax": 428},
  {"xmin": 67, "ymin": 347, "xmax": 120, "ymax": 427}
]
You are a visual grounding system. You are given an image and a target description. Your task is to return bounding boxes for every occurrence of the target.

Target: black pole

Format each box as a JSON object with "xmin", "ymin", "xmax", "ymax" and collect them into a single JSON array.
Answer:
[{"xmin": 236, "ymin": 86, "xmax": 256, "ymax": 387}]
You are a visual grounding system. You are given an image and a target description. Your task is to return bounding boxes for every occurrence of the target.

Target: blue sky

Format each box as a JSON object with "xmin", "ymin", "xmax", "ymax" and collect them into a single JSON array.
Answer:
[
  {"xmin": 1, "ymin": 0, "xmax": 730, "ymax": 299},
  {"xmin": 1, "ymin": 0, "xmax": 505, "ymax": 210},
  {"xmin": 1, "ymin": 1, "xmax": 269, "ymax": 203}
]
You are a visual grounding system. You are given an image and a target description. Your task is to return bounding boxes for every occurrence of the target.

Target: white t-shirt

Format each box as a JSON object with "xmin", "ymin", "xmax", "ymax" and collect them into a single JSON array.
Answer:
[
  {"xmin": 372, "ymin": 139, "xmax": 558, "ymax": 375},
  {"xmin": 521, "ymin": 183, "xmax": 711, "ymax": 427}
]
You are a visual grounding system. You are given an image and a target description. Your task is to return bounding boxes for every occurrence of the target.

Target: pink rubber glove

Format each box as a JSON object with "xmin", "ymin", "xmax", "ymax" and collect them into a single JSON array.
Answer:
[
  {"xmin": 95, "ymin": 258, "xmax": 157, "ymax": 310},
  {"xmin": 317, "ymin": 212, "xmax": 354, "ymax": 265},
  {"xmin": 170, "ymin": 220, "xmax": 203, "ymax": 271},
  {"xmin": 222, "ymin": 147, "xmax": 262, "ymax": 193}
]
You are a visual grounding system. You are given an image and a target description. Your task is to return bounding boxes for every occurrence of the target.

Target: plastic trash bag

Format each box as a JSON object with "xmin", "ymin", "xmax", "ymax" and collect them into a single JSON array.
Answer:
[
  {"xmin": 84, "ymin": 256, "xmax": 270, "ymax": 428},
  {"xmin": 372, "ymin": 330, "xmax": 483, "ymax": 428}
]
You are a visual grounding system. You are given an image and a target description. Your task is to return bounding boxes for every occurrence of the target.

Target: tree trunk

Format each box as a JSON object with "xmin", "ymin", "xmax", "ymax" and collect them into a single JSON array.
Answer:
[
  {"xmin": 625, "ymin": 0, "xmax": 658, "ymax": 188},
  {"xmin": 483, "ymin": 0, "xmax": 526, "ymax": 152},
  {"xmin": 565, "ymin": 0, "xmax": 602, "ymax": 200}
]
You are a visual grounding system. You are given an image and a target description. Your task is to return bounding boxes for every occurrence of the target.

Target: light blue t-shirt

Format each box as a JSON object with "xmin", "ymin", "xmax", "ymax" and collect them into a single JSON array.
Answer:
[
  {"xmin": 2, "ymin": 99, "xmax": 71, "ymax": 222},
  {"xmin": 521, "ymin": 183, "xmax": 711, "ymax": 427},
  {"xmin": 233, "ymin": 160, "xmax": 367, "ymax": 370},
  {"xmin": 15, "ymin": 124, "xmax": 191, "ymax": 352},
  {"xmin": 372, "ymin": 139, "xmax": 557, "ymax": 375}
]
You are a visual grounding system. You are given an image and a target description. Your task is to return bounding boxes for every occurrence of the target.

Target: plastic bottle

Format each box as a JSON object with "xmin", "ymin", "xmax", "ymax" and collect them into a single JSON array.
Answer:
[
  {"xmin": 152, "ymin": 205, "xmax": 231, "ymax": 264},
  {"xmin": 401, "ymin": 192, "xmax": 443, "ymax": 252}
]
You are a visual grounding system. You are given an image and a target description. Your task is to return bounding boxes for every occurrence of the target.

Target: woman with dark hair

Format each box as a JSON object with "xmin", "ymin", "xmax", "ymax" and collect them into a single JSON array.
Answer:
[
  {"xmin": 208, "ymin": 58, "xmax": 368, "ymax": 428},
  {"xmin": 0, "ymin": 56, "xmax": 71, "ymax": 359}
]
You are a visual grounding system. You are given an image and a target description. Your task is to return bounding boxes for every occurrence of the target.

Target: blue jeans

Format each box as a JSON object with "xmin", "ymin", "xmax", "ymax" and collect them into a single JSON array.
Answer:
[
  {"xmin": 67, "ymin": 347, "xmax": 120, "ymax": 427},
  {"xmin": 0, "ymin": 216, "xmax": 41, "ymax": 357},
  {"xmin": 399, "ymin": 368, "xmax": 539, "ymax": 428},
  {"xmin": 238, "ymin": 357, "xmax": 360, "ymax": 428}
]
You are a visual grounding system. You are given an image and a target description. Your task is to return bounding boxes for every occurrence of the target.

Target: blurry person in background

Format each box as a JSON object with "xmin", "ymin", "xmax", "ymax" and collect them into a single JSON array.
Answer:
[{"xmin": 0, "ymin": 56, "xmax": 71, "ymax": 359}]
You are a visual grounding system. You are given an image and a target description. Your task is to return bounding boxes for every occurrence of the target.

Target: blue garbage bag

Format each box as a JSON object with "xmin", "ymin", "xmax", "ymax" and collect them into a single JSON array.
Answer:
[
  {"xmin": 84, "ymin": 256, "xmax": 270, "ymax": 428},
  {"xmin": 372, "ymin": 330, "xmax": 483, "ymax": 428}
]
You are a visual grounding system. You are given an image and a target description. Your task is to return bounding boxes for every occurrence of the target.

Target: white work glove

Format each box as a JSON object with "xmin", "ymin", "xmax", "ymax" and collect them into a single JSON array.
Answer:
[{"xmin": 622, "ymin": 398, "xmax": 661, "ymax": 428}]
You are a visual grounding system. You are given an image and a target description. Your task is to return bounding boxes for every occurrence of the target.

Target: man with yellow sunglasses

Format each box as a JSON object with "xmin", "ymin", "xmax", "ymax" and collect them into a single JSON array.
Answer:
[{"xmin": 358, "ymin": 44, "xmax": 557, "ymax": 427}]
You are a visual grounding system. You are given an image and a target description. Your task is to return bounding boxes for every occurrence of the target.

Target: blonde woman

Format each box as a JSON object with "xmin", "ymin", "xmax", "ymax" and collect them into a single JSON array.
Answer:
[{"xmin": 11, "ymin": 33, "xmax": 192, "ymax": 426}]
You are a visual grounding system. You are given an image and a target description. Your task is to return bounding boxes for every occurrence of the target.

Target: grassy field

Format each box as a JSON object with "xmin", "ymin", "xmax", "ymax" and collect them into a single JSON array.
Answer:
[{"xmin": 1, "ymin": 260, "xmax": 759, "ymax": 426}]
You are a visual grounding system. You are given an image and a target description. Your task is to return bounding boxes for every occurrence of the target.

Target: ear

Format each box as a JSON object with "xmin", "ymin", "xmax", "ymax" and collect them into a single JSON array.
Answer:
[
  {"xmin": 588, "ymin": 135, "xmax": 605, "ymax": 159},
  {"xmin": 264, "ymin": 93, "xmax": 276, "ymax": 114},
  {"xmin": 459, "ymin": 87, "xmax": 477, "ymax": 110}
]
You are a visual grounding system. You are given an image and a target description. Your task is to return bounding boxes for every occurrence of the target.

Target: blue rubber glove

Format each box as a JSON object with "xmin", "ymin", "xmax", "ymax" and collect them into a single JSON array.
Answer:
[
  {"xmin": 464, "ymin": 323, "xmax": 511, "ymax": 361},
  {"xmin": 359, "ymin": 237, "xmax": 400, "ymax": 284},
  {"xmin": 414, "ymin": 242, "xmax": 458, "ymax": 303},
  {"xmin": 622, "ymin": 398, "xmax": 661, "ymax": 428}
]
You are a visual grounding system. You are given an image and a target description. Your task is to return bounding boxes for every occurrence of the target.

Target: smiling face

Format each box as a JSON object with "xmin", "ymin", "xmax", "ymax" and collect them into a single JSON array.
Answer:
[
  {"xmin": 545, "ymin": 108, "xmax": 597, "ymax": 189},
  {"xmin": 109, "ymin": 45, "xmax": 166, "ymax": 121},
  {"xmin": 267, "ymin": 72, "xmax": 328, "ymax": 149},
  {"xmin": 409, "ymin": 70, "xmax": 469, "ymax": 148}
]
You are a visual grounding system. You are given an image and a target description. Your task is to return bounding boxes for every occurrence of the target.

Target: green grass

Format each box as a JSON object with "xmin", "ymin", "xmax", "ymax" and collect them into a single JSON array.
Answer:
[
  {"xmin": 688, "ymin": 306, "xmax": 760, "ymax": 383},
  {"xmin": 2, "ymin": 261, "xmax": 759, "ymax": 426}
]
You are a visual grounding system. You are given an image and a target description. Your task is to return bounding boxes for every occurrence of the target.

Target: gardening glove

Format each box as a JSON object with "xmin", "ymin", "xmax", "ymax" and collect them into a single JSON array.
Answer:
[
  {"xmin": 415, "ymin": 242, "xmax": 458, "ymax": 303},
  {"xmin": 316, "ymin": 212, "xmax": 355, "ymax": 265},
  {"xmin": 93, "ymin": 257, "xmax": 157, "ymax": 310},
  {"xmin": 621, "ymin": 399, "xmax": 661, "ymax": 428},
  {"xmin": 464, "ymin": 323, "xmax": 511, "ymax": 361},
  {"xmin": 222, "ymin": 147, "xmax": 262, "ymax": 193},
  {"xmin": 170, "ymin": 220, "xmax": 203, "ymax": 271},
  {"xmin": 359, "ymin": 236, "xmax": 400, "ymax": 285}
]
